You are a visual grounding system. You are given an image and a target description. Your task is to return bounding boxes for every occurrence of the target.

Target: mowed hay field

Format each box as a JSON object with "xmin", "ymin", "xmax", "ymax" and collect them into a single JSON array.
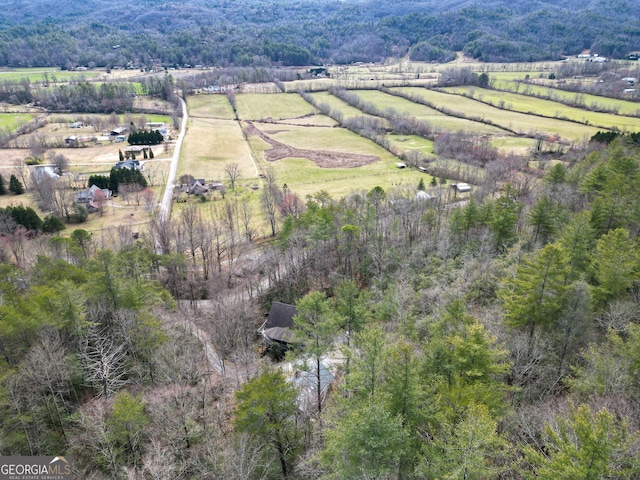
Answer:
[
  {"xmin": 444, "ymin": 86, "xmax": 640, "ymax": 132},
  {"xmin": 235, "ymin": 93, "xmax": 315, "ymax": 121},
  {"xmin": 187, "ymin": 95, "xmax": 236, "ymax": 120},
  {"xmin": 179, "ymin": 117, "xmax": 256, "ymax": 180},
  {"xmin": 394, "ymin": 87, "xmax": 602, "ymax": 142}
]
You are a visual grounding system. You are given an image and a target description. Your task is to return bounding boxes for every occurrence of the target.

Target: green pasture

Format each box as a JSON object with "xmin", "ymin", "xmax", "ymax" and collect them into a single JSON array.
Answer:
[
  {"xmin": 444, "ymin": 86, "xmax": 640, "ymax": 132},
  {"xmin": 0, "ymin": 113, "xmax": 34, "ymax": 131},
  {"xmin": 179, "ymin": 117, "xmax": 257, "ymax": 180},
  {"xmin": 0, "ymin": 68, "xmax": 99, "ymax": 83},
  {"xmin": 308, "ymin": 91, "xmax": 375, "ymax": 120},
  {"xmin": 259, "ymin": 156, "xmax": 429, "ymax": 199},
  {"xmin": 279, "ymin": 114, "xmax": 338, "ymax": 127},
  {"xmin": 355, "ymin": 89, "xmax": 506, "ymax": 135},
  {"xmin": 492, "ymin": 79, "xmax": 640, "ymax": 117},
  {"xmin": 258, "ymin": 122, "xmax": 396, "ymax": 158},
  {"xmin": 187, "ymin": 95, "xmax": 236, "ymax": 120},
  {"xmin": 388, "ymin": 135, "xmax": 436, "ymax": 158},
  {"xmin": 235, "ymin": 93, "xmax": 315, "ymax": 121},
  {"xmin": 395, "ymin": 87, "xmax": 602, "ymax": 142}
]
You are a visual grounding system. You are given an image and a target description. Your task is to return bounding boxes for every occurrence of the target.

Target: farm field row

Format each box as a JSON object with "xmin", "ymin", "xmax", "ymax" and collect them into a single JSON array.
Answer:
[
  {"xmin": 443, "ymin": 86, "xmax": 640, "ymax": 132},
  {"xmin": 393, "ymin": 87, "xmax": 602, "ymax": 142},
  {"xmin": 352, "ymin": 89, "xmax": 506, "ymax": 135},
  {"xmin": 492, "ymin": 79, "xmax": 640, "ymax": 117}
]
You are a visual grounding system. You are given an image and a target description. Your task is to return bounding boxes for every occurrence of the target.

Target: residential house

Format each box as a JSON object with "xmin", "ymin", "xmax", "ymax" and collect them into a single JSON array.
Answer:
[
  {"xmin": 258, "ymin": 302, "xmax": 298, "ymax": 358},
  {"xmin": 114, "ymin": 159, "xmax": 142, "ymax": 170},
  {"xmin": 187, "ymin": 178, "xmax": 208, "ymax": 194},
  {"xmin": 77, "ymin": 184, "xmax": 111, "ymax": 208}
]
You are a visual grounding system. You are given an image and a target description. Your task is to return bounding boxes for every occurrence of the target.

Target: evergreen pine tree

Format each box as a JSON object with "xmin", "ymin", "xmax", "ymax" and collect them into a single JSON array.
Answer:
[
  {"xmin": 119, "ymin": 149, "xmax": 124, "ymax": 162},
  {"xmin": 149, "ymin": 148, "xmax": 154, "ymax": 159},
  {"xmin": 0, "ymin": 174, "xmax": 6, "ymax": 195},
  {"xmin": 9, "ymin": 175, "xmax": 24, "ymax": 194}
]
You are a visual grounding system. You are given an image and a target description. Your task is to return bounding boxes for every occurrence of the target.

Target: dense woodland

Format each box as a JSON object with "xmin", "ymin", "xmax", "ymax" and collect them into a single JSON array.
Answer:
[
  {"xmin": 1, "ymin": 130, "xmax": 640, "ymax": 477},
  {"xmin": 0, "ymin": 0, "xmax": 639, "ymax": 68}
]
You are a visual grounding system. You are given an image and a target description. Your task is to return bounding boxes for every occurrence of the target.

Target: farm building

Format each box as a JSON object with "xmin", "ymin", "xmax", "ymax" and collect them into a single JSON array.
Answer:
[
  {"xmin": 452, "ymin": 182, "xmax": 472, "ymax": 193},
  {"xmin": 110, "ymin": 127, "xmax": 127, "ymax": 136},
  {"xmin": 70, "ymin": 121, "xmax": 84, "ymax": 128}
]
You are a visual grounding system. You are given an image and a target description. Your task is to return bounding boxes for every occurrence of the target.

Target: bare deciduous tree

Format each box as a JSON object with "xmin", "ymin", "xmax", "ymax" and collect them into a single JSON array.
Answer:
[
  {"xmin": 224, "ymin": 162, "xmax": 241, "ymax": 192},
  {"xmin": 48, "ymin": 152, "xmax": 70, "ymax": 175}
]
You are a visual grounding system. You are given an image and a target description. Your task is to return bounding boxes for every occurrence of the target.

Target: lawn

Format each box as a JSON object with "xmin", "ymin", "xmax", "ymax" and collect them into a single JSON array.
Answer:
[
  {"xmin": 444, "ymin": 86, "xmax": 640, "ymax": 132},
  {"xmin": 395, "ymin": 87, "xmax": 602, "ymax": 142},
  {"xmin": 235, "ymin": 93, "xmax": 315, "ymax": 121}
]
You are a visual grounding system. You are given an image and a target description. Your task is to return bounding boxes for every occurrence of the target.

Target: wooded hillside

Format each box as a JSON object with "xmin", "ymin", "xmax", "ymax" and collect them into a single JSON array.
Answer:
[
  {"xmin": 0, "ymin": 0, "xmax": 639, "ymax": 68},
  {"xmin": 1, "ymin": 133, "xmax": 640, "ymax": 478}
]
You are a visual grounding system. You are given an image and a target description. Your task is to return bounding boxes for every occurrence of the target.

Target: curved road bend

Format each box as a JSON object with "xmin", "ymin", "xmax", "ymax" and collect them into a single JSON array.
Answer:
[{"xmin": 159, "ymin": 96, "xmax": 188, "ymax": 221}]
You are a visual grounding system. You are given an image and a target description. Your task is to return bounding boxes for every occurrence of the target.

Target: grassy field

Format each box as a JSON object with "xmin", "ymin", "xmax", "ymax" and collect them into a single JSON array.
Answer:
[
  {"xmin": 395, "ymin": 87, "xmax": 602, "ymax": 142},
  {"xmin": 387, "ymin": 135, "xmax": 436, "ymax": 158},
  {"xmin": 492, "ymin": 79, "xmax": 640, "ymax": 117},
  {"xmin": 0, "ymin": 113, "xmax": 34, "ymax": 131},
  {"xmin": 187, "ymin": 95, "xmax": 236, "ymax": 120},
  {"xmin": 445, "ymin": 86, "xmax": 640, "ymax": 132},
  {"xmin": 0, "ymin": 68, "xmax": 100, "ymax": 83},
  {"xmin": 235, "ymin": 93, "xmax": 315, "ymax": 121},
  {"xmin": 179, "ymin": 117, "xmax": 257, "ymax": 180},
  {"xmin": 308, "ymin": 91, "xmax": 382, "ymax": 121},
  {"xmin": 355, "ymin": 89, "xmax": 506, "ymax": 135}
]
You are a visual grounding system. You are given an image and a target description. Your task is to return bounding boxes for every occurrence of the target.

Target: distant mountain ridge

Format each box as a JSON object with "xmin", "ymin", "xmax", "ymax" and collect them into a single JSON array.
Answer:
[{"xmin": 0, "ymin": 0, "xmax": 637, "ymax": 68}]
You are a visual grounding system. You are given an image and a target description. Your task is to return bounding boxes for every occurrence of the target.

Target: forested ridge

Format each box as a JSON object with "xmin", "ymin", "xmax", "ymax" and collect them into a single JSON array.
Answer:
[
  {"xmin": 1, "ymin": 132, "xmax": 640, "ymax": 477},
  {"xmin": 0, "ymin": 0, "xmax": 639, "ymax": 68}
]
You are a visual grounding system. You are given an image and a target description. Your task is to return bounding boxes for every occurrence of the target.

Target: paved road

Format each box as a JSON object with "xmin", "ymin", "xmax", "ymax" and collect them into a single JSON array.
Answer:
[{"xmin": 159, "ymin": 96, "xmax": 188, "ymax": 221}]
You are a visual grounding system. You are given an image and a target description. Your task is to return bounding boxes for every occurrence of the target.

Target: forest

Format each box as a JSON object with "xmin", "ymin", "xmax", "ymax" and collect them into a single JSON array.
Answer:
[
  {"xmin": 0, "ymin": 0, "xmax": 639, "ymax": 68},
  {"xmin": 1, "ymin": 126, "xmax": 640, "ymax": 478}
]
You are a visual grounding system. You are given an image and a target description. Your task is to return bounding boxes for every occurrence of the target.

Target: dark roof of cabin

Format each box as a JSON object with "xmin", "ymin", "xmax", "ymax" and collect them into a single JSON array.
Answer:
[{"xmin": 262, "ymin": 301, "xmax": 297, "ymax": 330}]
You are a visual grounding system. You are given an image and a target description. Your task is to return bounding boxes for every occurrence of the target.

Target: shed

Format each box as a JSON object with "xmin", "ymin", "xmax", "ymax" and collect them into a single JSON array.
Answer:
[
  {"xmin": 452, "ymin": 182, "xmax": 472, "ymax": 193},
  {"xmin": 110, "ymin": 127, "xmax": 127, "ymax": 136}
]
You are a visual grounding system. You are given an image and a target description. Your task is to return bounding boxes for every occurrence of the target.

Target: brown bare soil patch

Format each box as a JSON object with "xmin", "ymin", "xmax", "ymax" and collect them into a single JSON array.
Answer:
[{"xmin": 244, "ymin": 122, "xmax": 379, "ymax": 168}]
